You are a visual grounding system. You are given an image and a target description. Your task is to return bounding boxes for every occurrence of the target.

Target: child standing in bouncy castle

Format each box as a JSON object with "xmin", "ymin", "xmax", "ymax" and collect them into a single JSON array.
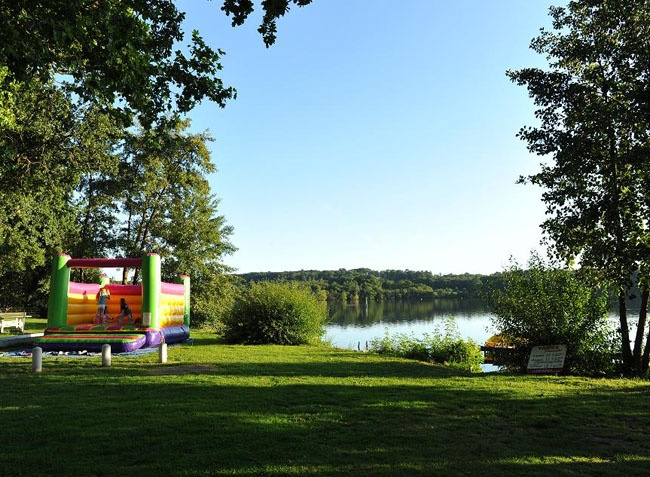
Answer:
[
  {"xmin": 116, "ymin": 298, "xmax": 133, "ymax": 325},
  {"xmin": 94, "ymin": 285, "xmax": 111, "ymax": 324}
]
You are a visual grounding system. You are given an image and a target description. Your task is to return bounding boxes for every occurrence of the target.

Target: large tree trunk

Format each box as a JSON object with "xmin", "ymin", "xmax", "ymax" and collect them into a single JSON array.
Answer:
[
  {"xmin": 632, "ymin": 289, "xmax": 649, "ymax": 373},
  {"xmin": 641, "ymin": 291, "xmax": 650, "ymax": 374},
  {"xmin": 618, "ymin": 290, "xmax": 633, "ymax": 376}
]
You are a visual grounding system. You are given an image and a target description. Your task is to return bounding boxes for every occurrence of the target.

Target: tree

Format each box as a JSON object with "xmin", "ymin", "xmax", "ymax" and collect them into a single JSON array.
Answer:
[
  {"xmin": 0, "ymin": 1, "xmax": 314, "ymax": 311},
  {"xmin": 221, "ymin": 0, "xmax": 314, "ymax": 47},
  {"xmin": 508, "ymin": 0, "xmax": 650, "ymax": 375},
  {"xmin": 484, "ymin": 255, "xmax": 615, "ymax": 375},
  {"xmin": 0, "ymin": 68, "xmax": 117, "ymax": 272},
  {"xmin": 116, "ymin": 120, "xmax": 225, "ymax": 267},
  {"xmin": 2, "ymin": 0, "xmax": 231, "ymax": 127},
  {"xmin": 116, "ymin": 119, "xmax": 237, "ymax": 327},
  {"xmin": 1, "ymin": 0, "xmax": 314, "ymax": 126},
  {"xmin": 0, "ymin": 71, "xmax": 125, "ymax": 309},
  {"xmin": 158, "ymin": 169, "xmax": 238, "ymax": 329},
  {"xmin": 71, "ymin": 169, "xmax": 122, "ymax": 263}
]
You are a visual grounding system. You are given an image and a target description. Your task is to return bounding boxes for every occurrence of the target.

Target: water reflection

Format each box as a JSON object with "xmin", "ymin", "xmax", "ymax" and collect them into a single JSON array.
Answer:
[
  {"xmin": 325, "ymin": 299, "xmax": 494, "ymax": 350},
  {"xmin": 325, "ymin": 298, "xmax": 636, "ymax": 352},
  {"xmin": 328, "ymin": 298, "xmax": 490, "ymax": 326}
]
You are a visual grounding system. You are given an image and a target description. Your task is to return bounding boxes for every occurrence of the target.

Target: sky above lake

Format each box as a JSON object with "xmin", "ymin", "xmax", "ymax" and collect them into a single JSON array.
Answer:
[{"xmin": 177, "ymin": 0, "xmax": 559, "ymax": 275}]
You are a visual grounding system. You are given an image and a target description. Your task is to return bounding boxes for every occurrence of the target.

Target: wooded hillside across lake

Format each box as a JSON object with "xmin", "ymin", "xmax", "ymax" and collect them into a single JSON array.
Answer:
[{"xmin": 236, "ymin": 269, "xmax": 503, "ymax": 302}]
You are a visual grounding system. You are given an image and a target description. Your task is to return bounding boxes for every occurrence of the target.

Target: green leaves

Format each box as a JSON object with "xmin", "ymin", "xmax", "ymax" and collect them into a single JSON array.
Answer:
[
  {"xmin": 1, "ymin": 0, "xmax": 222, "ymax": 125},
  {"xmin": 0, "ymin": 71, "xmax": 118, "ymax": 275},
  {"xmin": 484, "ymin": 254, "xmax": 614, "ymax": 375},
  {"xmin": 370, "ymin": 317, "xmax": 484, "ymax": 372},
  {"xmin": 510, "ymin": 1, "xmax": 650, "ymax": 374},
  {"xmin": 111, "ymin": 120, "xmax": 236, "ymax": 326},
  {"xmin": 0, "ymin": 0, "xmax": 313, "ymax": 313},
  {"xmin": 221, "ymin": 0, "xmax": 314, "ymax": 47},
  {"xmin": 224, "ymin": 281, "xmax": 327, "ymax": 345},
  {"xmin": 0, "ymin": 0, "xmax": 313, "ymax": 125}
]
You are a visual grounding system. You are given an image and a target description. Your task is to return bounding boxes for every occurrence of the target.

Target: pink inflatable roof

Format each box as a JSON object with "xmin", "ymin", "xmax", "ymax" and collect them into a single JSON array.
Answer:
[{"xmin": 66, "ymin": 258, "xmax": 143, "ymax": 268}]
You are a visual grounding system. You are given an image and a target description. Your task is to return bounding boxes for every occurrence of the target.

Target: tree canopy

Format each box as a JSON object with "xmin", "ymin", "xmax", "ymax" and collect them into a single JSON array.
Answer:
[
  {"xmin": 221, "ymin": 0, "xmax": 314, "ymax": 47},
  {"xmin": 0, "ymin": 0, "xmax": 312, "ymax": 318},
  {"xmin": 509, "ymin": 0, "xmax": 650, "ymax": 375},
  {"xmin": 1, "ymin": 0, "xmax": 313, "ymax": 126}
]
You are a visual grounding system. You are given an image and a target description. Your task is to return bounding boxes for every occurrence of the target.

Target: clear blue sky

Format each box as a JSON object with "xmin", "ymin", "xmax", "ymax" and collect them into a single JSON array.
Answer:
[{"xmin": 177, "ymin": 0, "xmax": 558, "ymax": 275}]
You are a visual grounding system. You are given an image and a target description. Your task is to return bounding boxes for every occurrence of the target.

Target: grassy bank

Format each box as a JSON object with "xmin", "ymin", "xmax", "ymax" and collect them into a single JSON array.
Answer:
[
  {"xmin": 23, "ymin": 317, "xmax": 47, "ymax": 333},
  {"xmin": 1, "ymin": 331, "xmax": 650, "ymax": 476}
]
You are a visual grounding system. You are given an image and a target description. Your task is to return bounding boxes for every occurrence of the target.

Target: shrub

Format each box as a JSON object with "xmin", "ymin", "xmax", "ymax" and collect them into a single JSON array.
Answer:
[
  {"xmin": 190, "ymin": 275, "xmax": 240, "ymax": 333},
  {"xmin": 223, "ymin": 281, "xmax": 327, "ymax": 345},
  {"xmin": 483, "ymin": 253, "xmax": 617, "ymax": 375},
  {"xmin": 370, "ymin": 317, "xmax": 484, "ymax": 372}
]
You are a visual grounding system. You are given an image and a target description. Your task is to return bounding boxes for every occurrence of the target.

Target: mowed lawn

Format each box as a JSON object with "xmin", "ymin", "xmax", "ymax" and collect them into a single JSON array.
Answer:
[{"xmin": 1, "ymin": 330, "xmax": 650, "ymax": 476}]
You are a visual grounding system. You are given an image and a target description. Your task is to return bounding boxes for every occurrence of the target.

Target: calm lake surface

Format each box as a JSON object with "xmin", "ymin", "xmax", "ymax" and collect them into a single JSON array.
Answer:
[
  {"xmin": 324, "ymin": 298, "xmax": 635, "ymax": 351},
  {"xmin": 324, "ymin": 299, "xmax": 495, "ymax": 350}
]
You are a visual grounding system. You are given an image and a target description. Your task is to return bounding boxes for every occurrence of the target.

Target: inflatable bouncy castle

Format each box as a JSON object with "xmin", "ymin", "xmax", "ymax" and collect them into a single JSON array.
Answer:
[{"xmin": 36, "ymin": 253, "xmax": 190, "ymax": 352}]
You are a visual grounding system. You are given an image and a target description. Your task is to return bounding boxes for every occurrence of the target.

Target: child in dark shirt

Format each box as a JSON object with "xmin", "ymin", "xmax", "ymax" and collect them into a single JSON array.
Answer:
[{"xmin": 116, "ymin": 298, "xmax": 133, "ymax": 325}]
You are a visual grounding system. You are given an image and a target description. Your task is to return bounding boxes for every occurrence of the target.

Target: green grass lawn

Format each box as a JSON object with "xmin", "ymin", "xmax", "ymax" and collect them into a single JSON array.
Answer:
[
  {"xmin": 23, "ymin": 317, "xmax": 47, "ymax": 333},
  {"xmin": 1, "ymin": 330, "xmax": 650, "ymax": 476}
]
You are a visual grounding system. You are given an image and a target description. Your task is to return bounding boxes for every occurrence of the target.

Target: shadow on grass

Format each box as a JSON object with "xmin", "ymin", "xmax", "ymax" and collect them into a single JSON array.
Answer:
[
  {"xmin": 1, "ymin": 362, "xmax": 650, "ymax": 476},
  {"xmin": 186, "ymin": 335, "xmax": 226, "ymax": 346},
  {"xmin": 0, "ymin": 356, "xmax": 470, "ymax": 381},
  {"xmin": 201, "ymin": 359, "xmax": 473, "ymax": 379}
]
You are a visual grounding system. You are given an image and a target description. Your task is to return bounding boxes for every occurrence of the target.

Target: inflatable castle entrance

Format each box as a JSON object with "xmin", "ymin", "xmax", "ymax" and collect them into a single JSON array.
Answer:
[{"xmin": 36, "ymin": 253, "xmax": 190, "ymax": 352}]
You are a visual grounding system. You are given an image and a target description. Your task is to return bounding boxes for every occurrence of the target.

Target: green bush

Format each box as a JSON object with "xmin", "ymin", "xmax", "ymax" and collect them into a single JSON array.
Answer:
[
  {"xmin": 190, "ymin": 275, "xmax": 240, "ymax": 333},
  {"xmin": 223, "ymin": 281, "xmax": 327, "ymax": 345},
  {"xmin": 483, "ymin": 254, "xmax": 617, "ymax": 375},
  {"xmin": 370, "ymin": 317, "xmax": 484, "ymax": 372}
]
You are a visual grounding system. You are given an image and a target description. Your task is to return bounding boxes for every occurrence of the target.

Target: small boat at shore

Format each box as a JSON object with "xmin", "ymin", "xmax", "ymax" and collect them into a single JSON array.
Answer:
[{"xmin": 481, "ymin": 334, "xmax": 517, "ymax": 364}]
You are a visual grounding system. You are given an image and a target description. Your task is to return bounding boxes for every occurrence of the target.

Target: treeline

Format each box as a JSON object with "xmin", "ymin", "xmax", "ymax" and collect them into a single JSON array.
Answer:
[{"xmin": 237, "ymin": 269, "xmax": 503, "ymax": 302}]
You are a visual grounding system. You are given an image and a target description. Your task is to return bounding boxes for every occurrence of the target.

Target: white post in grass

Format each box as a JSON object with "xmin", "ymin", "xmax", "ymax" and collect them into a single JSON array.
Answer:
[
  {"xmin": 102, "ymin": 344, "xmax": 111, "ymax": 367},
  {"xmin": 159, "ymin": 342, "xmax": 167, "ymax": 363},
  {"xmin": 32, "ymin": 347, "xmax": 42, "ymax": 373}
]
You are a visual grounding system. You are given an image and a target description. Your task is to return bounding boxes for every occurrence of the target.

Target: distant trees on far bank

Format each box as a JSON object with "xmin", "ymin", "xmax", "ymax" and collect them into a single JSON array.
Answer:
[{"xmin": 236, "ymin": 269, "xmax": 503, "ymax": 302}]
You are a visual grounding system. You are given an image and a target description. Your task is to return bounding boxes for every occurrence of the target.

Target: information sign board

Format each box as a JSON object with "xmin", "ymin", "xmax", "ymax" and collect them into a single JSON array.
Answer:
[{"xmin": 527, "ymin": 344, "xmax": 567, "ymax": 374}]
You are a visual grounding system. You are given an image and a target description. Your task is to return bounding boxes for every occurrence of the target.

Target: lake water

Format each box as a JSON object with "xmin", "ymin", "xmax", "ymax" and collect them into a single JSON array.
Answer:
[
  {"xmin": 324, "ymin": 298, "xmax": 634, "ymax": 351},
  {"xmin": 324, "ymin": 299, "xmax": 496, "ymax": 350}
]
